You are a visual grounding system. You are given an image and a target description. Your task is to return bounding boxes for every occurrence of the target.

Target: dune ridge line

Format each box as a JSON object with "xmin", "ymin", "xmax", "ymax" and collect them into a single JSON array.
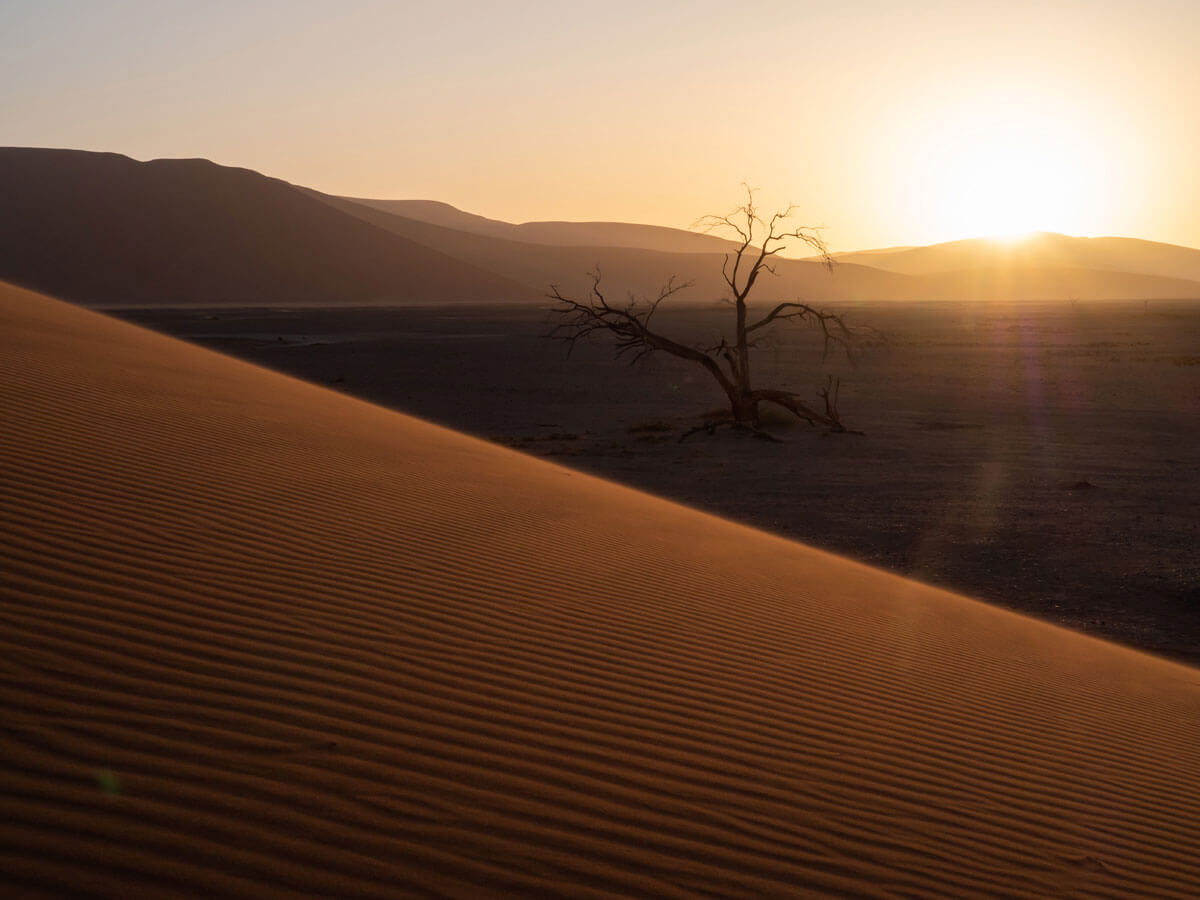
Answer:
[{"xmin": 1, "ymin": 281, "xmax": 1199, "ymax": 898}]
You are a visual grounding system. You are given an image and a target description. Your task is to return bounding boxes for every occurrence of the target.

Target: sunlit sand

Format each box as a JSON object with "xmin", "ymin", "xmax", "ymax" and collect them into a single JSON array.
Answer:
[{"xmin": 3, "ymin": 280, "xmax": 1200, "ymax": 896}]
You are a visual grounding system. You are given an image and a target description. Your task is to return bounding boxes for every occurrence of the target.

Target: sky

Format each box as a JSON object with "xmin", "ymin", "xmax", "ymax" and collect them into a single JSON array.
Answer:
[{"xmin": 2, "ymin": 0, "xmax": 1198, "ymax": 251}]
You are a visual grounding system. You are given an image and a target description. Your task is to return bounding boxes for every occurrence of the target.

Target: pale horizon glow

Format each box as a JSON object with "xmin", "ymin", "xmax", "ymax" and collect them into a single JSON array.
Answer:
[
  {"xmin": 890, "ymin": 87, "xmax": 1119, "ymax": 243},
  {"xmin": 2, "ymin": 1, "xmax": 1198, "ymax": 252}
]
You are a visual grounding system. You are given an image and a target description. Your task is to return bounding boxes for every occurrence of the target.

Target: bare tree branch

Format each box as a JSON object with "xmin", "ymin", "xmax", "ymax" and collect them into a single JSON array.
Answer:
[
  {"xmin": 548, "ymin": 188, "xmax": 871, "ymax": 437},
  {"xmin": 549, "ymin": 270, "xmax": 735, "ymax": 393},
  {"xmin": 744, "ymin": 301, "xmax": 861, "ymax": 360}
]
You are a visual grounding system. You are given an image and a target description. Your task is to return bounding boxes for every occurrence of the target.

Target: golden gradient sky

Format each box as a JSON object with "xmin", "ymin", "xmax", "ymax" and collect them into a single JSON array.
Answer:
[{"xmin": 2, "ymin": 1, "xmax": 1198, "ymax": 251}]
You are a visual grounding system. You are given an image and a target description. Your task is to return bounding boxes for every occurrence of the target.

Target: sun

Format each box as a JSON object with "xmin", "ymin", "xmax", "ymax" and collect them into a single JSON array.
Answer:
[
  {"xmin": 896, "ymin": 89, "xmax": 1110, "ymax": 242},
  {"xmin": 935, "ymin": 128, "xmax": 1086, "ymax": 239}
]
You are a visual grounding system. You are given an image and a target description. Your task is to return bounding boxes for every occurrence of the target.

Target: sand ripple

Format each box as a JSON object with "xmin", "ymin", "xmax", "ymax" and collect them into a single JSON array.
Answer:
[{"xmin": 2, "ymin": 282, "xmax": 1199, "ymax": 897}]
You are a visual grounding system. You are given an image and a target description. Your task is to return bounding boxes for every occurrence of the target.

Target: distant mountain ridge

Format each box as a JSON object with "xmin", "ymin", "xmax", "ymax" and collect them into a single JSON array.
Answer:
[
  {"xmin": 0, "ymin": 148, "xmax": 533, "ymax": 306},
  {"xmin": 313, "ymin": 190, "xmax": 916, "ymax": 304},
  {"xmin": 336, "ymin": 198, "xmax": 1200, "ymax": 300},
  {"xmin": 342, "ymin": 197, "xmax": 744, "ymax": 255},
  {"xmin": 323, "ymin": 193, "xmax": 1200, "ymax": 302},
  {"xmin": 823, "ymin": 232, "xmax": 1200, "ymax": 284},
  {"xmin": 1, "ymin": 148, "xmax": 1198, "ymax": 307}
]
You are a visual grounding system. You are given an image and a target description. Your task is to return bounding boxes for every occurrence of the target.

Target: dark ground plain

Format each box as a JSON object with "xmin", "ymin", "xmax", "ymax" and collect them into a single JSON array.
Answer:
[{"xmin": 119, "ymin": 300, "xmax": 1200, "ymax": 665}]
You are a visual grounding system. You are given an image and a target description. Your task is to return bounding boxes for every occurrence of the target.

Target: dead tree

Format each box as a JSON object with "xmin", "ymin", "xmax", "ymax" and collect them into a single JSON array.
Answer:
[{"xmin": 550, "ymin": 187, "xmax": 862, "ymax": 437}]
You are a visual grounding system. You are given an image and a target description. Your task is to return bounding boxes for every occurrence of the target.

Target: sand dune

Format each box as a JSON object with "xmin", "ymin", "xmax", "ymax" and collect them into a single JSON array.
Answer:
[
  {"xmin": 322, "ymin": 193, "xmax": 1200, "ymax": 303},
  {"xmin": 340, "ymin": 197, "xmax": 744, "ymax": 255},
  {"xmin": 316, "ymin": 190, "xmax": 917, "ymax": 303},
  {"xmin": 2, "ymin": 280, "xmax": 1200, "ymax": 897},
  {"xmin": 0, "ymin": 148, "xmax": 533, "ymax": 307},
  {"xmin": 6, "ymin": 149, "xmax": 1197, "ymax": 308},
  {"xmin": 828, "ymin": 232, "xmax": 1200, "ymax": 283}
]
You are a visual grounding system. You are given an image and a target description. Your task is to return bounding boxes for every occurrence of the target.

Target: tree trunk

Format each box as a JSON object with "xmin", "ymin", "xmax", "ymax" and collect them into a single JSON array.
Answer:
[
  {"xmin": 551, "ymin": 190, "xmax": 857, "ymax": 438},
  {"xmin": 729, "ymin": 297, "xmax": 759, "ymax": 425},
  {"xmin": 728, "ymin": 390, "xmax": 760, "ymax": 426}
]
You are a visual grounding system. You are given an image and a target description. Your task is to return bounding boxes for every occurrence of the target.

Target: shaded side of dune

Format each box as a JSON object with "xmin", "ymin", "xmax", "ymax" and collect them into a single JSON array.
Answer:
[
  {"xmin": 0, "ymin": 148, "xmax": 533, "ymax": 306},
  {"xmin": 1, "ymin": 281, "xmax": 1199, "ymax": 898}
]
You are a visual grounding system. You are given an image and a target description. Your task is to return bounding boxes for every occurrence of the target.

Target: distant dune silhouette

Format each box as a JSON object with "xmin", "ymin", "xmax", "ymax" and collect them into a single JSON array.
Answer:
[
  {"xmin": 322, "ymin": 193, "xmax": 1200, "ymax": 302},
  {"xmin": 342, "ymin": 197, "xmax": 745, "ymax": 254},
  {"xmin": 316, "ymin": 191, "xmax": 917, "ymax": 303},
  {"xmin": 827, "ymin": 232, "xmax": 1200, "ymax": 283},
  {"xmin": 3, "ymin": 148, "xmax": 1199, "ymax": 307},
  {"xmin": 0, "ymin": 148, "xmax": 533, "ymax": 306}
]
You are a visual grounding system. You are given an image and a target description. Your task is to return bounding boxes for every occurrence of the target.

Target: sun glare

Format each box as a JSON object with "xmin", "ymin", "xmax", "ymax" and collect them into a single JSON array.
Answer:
[
  {"xmin": 936, "ymin": 131, "xmax": 1085, "ymax": 238},
  {"xmin": 896, "ymin": 90, "xmax": 1112, "ymax": 242}
]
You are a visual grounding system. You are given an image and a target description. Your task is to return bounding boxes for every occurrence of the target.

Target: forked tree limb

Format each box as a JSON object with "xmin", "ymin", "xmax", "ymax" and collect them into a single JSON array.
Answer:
[
  {"xmin": 548, "ymin": 189, "xmax": 871, "ymax": 437},
  {"xmin": 549, "ymin": 271, "xmax": 736, "ymax": 395},
  {"xmin": 753, "ymin": 379, "xmax": 863, "ymax": 435}
]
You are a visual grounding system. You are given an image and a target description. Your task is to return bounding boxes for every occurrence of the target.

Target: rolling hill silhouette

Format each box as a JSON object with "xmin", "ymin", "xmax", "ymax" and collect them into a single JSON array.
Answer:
[
  {"xmin": 0, "ymin": 148, "xmax": 533, "ymax": 306},
  {"xmin": 827, "ymin": 232, "xmax": 1200, "ymax": 283},
  {"xmin": 344, "ymin": 197, "xmax": 744, "ymax": 254},
  {"xmin": 315, "ymin": 191, "xmax": 918, "ymax": 303},
  {"xmin": 3, "ymin": 148, "xmax": 1199, "ymax": 307},
  {"xmin": 319, "ymin": 193, "xmax": 1200, "ymax": 302}
]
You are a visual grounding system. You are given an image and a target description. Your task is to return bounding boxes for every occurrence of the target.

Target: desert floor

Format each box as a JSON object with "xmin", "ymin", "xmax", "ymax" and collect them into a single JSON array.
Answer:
[
  {"xmin": 10, "ymin": 282, "xmax": 1200, "ymax": 896},
  {"xmin": 122, "ymin": 300, "xmax": 1200, "ymax": 663}
]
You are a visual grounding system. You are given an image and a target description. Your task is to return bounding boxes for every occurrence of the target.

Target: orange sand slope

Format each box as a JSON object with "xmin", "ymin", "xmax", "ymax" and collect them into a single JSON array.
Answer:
[{"xmin": 2, "ymin": 282, "xmax": 1199, "ymax": 898}]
